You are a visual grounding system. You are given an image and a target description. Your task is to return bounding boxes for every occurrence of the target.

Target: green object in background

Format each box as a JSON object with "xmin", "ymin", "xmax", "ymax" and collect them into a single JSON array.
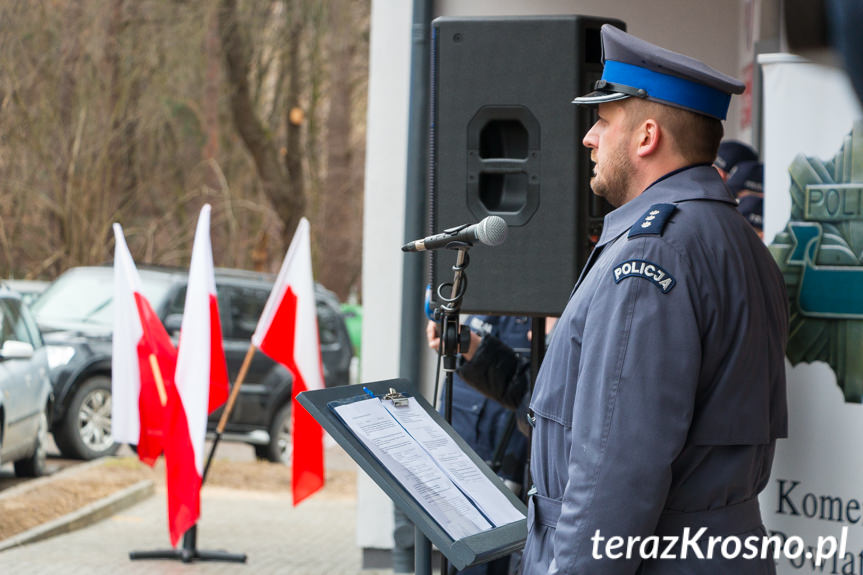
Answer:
[{"xmin": 341, "ymin": 303, "xmax": 363, "ymax": 358}]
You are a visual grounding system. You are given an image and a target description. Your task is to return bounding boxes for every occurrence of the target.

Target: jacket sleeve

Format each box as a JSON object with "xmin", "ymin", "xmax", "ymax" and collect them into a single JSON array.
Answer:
[
  {"xmin": 457, "ymin": 334, "xmax": 532, "ymax": 412},
  {"xmin": 551, "ymin": 237, "xmax": 704, "ymax": 575}
]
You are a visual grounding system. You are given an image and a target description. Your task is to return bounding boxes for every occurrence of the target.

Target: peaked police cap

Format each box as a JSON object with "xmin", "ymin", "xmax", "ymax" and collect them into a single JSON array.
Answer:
[{"xmin": 573, "ymin": 25, "xmax": 745, "ymax": 120}]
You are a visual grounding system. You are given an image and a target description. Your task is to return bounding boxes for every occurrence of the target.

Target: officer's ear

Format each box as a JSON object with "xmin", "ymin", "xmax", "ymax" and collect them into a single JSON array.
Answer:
[{"xmin": 635, "ymin": 118, "xmax": 662, "ymax": 158}]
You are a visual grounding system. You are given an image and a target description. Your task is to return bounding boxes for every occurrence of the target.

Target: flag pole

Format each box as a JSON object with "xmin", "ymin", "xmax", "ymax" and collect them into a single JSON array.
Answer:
[
  {"xmin": 201, "ymin": 342, "xmax": 256, "ymax": 485},
  {"xmin": 130, "ymin": 346, "xmax": 250, "ymax": 564},
  {"xmin": 147, "ymin": 354, "xmax": 168, "ymax": 406}
]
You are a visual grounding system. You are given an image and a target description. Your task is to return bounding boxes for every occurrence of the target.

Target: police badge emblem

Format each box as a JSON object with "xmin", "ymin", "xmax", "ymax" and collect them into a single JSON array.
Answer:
[{"xmin": 769, "ymin": 120, "xmax": 863, "ymax": 402}]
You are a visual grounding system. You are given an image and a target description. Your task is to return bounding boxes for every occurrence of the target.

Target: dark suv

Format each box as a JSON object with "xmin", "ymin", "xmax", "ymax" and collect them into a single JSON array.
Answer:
[{"xmin": 30, "ymin": 266, "xmax": 353, "ymax": 462}]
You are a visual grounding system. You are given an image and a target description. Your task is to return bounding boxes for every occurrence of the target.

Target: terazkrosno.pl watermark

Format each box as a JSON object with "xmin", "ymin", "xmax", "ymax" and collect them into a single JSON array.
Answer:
[{"xmin": 591, "ymin": 526, "xmax": 849, "ymax": 567}]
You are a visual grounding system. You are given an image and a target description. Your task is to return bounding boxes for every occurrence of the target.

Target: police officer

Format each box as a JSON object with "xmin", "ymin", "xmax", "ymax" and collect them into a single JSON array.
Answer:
[
  {"xmin": 713, "ymin": 140, "xmax": 758, "ymax": 182},
  {"xmin": 727, "ymin": 160, "xmax": 765, "ymax": 238},
  {"xmin": 460, "ymin": 25, "xmax": 787, "ymax": 574},
  {"xmin": 427, "ymin": 315, "xmax": 531, "ymax": 575},
  {"xmin": 726, "ymin": 160, "xmax": 763, "ymax": 198}
]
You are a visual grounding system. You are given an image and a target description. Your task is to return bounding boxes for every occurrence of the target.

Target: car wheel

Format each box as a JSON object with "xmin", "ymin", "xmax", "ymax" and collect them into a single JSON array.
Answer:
[
  {"xmin": 54, "ymin": 376, "xmax": 119, "ymax": 460},
  {"xmin": 14, "ymin": 409, "xmax": 48, "ymax": 477},
  {"xmin": 262, "ymin": 403, "xmax": 293, "ymax": 464}
]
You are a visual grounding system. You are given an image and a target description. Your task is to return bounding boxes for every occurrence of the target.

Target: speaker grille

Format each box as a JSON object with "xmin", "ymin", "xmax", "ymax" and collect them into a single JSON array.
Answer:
[{"xmin": 430, "ymin": 16, "xmax": 624, "ymax": 316}]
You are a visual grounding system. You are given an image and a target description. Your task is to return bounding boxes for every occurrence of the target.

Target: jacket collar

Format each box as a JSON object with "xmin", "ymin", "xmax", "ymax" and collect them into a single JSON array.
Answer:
[{"xmin": 596, "ymin": 163, "xmax": 736, "ymax": 246}]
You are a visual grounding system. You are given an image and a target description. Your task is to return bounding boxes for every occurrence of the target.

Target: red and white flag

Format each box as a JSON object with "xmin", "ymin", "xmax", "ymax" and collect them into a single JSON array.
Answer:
[
  {"xmin": 167, "ymin": 204, "xmax": 230, "ymax": 545},
  {"xmin": 111, "ymin": 224, "xmax": 175, "ymax": 467},
  {"xmin": 252, "ymin": 217, "xmax": 325, "ymax": 505}
]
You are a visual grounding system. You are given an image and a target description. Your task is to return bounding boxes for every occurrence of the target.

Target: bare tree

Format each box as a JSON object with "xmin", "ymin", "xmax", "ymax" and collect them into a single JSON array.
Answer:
[
  {"xmin": 0, "ymin": 0, "xmax": 369, "ymax": 301},
  {"xmin": 316, "ymin": 0, "xmax": 365, "ymax": 300},
  {"xmin": 219, "ymin": 0, "xmax": 305, "ymax": 243}
]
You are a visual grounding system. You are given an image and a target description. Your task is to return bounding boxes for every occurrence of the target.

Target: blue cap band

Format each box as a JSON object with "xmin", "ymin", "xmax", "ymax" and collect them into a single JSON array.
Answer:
[{"xmin": 602, "ymin": 60, "xmax": 732, "ymax": 120}]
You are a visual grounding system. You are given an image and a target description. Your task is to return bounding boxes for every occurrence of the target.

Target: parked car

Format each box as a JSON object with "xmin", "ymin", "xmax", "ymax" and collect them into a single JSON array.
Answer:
[
  {"xmin": 2, "ymin": 279, "xmax": 49, "ymax": 307},
  {"xmin": 30, "ymin": 265, "xmax": 353, "ymax": 463},
  {"xmin": 0, "ymin": 285, "xmax": 53, "ymax": 477}
]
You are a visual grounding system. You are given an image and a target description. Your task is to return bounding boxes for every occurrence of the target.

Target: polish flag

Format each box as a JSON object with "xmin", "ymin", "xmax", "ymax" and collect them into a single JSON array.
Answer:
[
  {"xmin": 168, "ymin": 204, "xmax": 230, "ymax": 545},
  {"xmin": 111, "ymin": 224, "xmax": 175, "ymax": 467},
  {"xmin": 252, "ymin": 217, "xmax": 325, "ymax": 505}
]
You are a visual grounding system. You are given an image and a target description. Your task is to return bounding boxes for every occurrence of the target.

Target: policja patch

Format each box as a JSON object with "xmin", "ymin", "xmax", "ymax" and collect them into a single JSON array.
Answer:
[{"xmin": 613, "ymin": 259, "xmax": 676, "ymax": 293}]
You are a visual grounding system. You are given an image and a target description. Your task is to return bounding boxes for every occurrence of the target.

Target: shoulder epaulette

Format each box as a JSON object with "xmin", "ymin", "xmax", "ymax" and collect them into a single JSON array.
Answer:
[{"xmin": 628, "ymin": 203, "xmax": 677, "ymax": 238}]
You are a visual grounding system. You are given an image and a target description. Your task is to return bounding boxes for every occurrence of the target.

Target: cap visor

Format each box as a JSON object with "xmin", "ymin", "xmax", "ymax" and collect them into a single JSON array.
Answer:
[{"xmin": 571, "ymin": 90, "xmax": 631, "ymax": 105}]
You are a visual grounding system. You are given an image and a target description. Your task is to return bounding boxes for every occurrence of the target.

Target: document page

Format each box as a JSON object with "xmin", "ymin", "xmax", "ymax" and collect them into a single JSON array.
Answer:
[
  {"xmin": 333, "ymin": 397, "xmax": 493, "ymax": 540},
  {"xmin": 382, "ymin": 397, "xmax": 525, "ymax": 528}
]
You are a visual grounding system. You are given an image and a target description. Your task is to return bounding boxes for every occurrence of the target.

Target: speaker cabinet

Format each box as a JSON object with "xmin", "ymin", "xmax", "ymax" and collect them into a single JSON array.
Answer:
[{"xmin": 429, "ymin": 16, "xmax": 624, "ymax": 316}]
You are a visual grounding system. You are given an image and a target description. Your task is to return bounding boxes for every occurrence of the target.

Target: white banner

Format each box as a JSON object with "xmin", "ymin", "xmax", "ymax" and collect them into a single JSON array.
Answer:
[
  {"xmin": 761, "ymin": 54, "xmax": 862, "ymax": 244},
  {"xmin": 759, "ymin": 54, "xmax": 863, "ymax": 575}
]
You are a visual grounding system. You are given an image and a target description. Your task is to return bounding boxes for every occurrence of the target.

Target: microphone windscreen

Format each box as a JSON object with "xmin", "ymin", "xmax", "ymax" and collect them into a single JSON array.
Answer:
[{"xmin": 477, "ymin": 216, "xmax": 507, "ymax": 247}]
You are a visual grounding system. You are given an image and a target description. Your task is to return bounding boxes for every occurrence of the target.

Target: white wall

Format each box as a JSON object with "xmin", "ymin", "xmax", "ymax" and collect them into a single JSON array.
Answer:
[{"xmin": 357, "ymin": 0, "xmax": 413, "ymax": 550}]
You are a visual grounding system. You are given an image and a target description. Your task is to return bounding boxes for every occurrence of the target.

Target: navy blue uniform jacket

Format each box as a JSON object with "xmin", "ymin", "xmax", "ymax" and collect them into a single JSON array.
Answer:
[
  {"xmin": 522, "ymin": 165, "xmax": 788, "ymax": 574},
  {"xmin": 442, "ymin": 315, "xmax": 530, "ymax": 484}
]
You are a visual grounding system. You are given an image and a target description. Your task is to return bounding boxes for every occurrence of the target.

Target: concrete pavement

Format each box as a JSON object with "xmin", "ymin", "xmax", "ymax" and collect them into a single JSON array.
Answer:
[{"xmin": 0, "ymin": 444, "xmax": 397, "ymax": 575}]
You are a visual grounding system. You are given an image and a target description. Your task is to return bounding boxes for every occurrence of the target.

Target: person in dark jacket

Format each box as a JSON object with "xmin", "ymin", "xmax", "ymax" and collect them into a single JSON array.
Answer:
[
  {"xmin": 457, "ymin": 25, "xmax": 788, "ymax": 575},
  {"xmin": 426, "ymin": 314, "xmax": 530, "ymax": 575}
]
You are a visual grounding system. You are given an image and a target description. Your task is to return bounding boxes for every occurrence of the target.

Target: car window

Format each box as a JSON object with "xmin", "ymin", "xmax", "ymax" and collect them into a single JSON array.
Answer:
[
  {"xmin": 218, "ymin": 285, "xmax": 268, "ymax": 340},
  {"xmin": 0, "ymin": 298, "xmax": 36, "ymax": 347},
  {"xmin": 167, "ymin": 286, "xmax": 186, "ymax": 316},
  {"xmin": 316, "ymin": 300, "xmax": 341, "ymax": 346},
  {"xmin": 32, "ymin": 267, "xmax": 177, "ymax": 328},
  {"xmin": 19, "ymin": 302, "xmax": 43, "ymax": 348}
]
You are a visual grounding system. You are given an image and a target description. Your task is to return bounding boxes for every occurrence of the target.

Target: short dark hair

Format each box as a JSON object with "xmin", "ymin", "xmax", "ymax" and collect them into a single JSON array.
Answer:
[{"xmin": 626, "ymin": 100, "xmax": 724, "ymax": 164}]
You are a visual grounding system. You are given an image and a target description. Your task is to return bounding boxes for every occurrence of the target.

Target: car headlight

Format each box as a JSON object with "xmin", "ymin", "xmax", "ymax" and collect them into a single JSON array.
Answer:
[{"xmin": 46, "ymin": 345, "xmax": 76, "ymax": 369}]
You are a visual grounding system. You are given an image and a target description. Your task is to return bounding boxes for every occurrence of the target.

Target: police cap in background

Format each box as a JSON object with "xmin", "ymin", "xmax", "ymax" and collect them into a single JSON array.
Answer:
[
  {"xmin": 714, "ymin": 140, "xmax": 759, "ymax": 174},
  {"xmin": 737, "ymin": 194, "xmax": 764, "ymax": 233},
  {"xmin": 726, "ymin": 160, "xmax": 764, "ymax": 197}
]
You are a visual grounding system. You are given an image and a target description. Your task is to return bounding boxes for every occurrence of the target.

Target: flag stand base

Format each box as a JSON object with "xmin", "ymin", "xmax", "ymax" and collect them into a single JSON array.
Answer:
[{"xmin": 129, "ymin": 525, "xmax": 247, "ymax": 563}]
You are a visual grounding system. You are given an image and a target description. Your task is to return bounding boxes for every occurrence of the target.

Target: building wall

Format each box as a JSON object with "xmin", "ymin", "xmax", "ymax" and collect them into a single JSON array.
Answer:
[{"xmin": 358, "ymin": 0, "xmax": 412, "ymax": 549}]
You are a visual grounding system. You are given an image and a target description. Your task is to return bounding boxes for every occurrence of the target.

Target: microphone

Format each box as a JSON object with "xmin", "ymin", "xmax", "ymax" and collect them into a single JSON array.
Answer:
[{"xmin": 402, "ymin": 216, "xmax": 508, "ymax": 252}]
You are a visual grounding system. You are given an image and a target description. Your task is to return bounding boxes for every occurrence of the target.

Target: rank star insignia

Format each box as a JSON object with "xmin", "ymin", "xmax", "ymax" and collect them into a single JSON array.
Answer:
[
  {"xmin": 629, "ymin": 203, "xmax": 677, "ymax": 238},
  {"xmin": 769, "ymin": 120, "xmax": 863, "ymax": 402}
]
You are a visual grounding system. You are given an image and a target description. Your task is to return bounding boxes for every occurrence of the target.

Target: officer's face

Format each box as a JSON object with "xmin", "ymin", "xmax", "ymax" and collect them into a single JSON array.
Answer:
[{"xmin": 583, "ymin": 102, "xmax": 634, "ymax": 208}]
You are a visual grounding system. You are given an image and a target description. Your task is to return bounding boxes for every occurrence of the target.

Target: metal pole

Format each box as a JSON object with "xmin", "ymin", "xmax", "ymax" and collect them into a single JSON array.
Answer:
[{"xmin": 415, "ymin": 524, "xmax": 433, "ymax": 575}]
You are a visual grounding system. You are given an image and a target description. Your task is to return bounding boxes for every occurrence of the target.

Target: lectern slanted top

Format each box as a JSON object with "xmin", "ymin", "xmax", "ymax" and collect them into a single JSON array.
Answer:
[{"xmin": 297, "ymin": 378, "xmax": 527, "ymax": 571}]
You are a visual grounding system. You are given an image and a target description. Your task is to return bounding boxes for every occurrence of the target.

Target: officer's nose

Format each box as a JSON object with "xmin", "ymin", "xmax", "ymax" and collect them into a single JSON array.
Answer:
[{"xmin": 583, "ymin": 123, "xmax": 599, "ymax": 150}]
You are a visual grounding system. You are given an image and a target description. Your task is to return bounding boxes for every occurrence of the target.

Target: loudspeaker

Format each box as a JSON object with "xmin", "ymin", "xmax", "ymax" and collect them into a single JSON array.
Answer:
[{"xmin": 429, "ymin": 16, "xmax": 624, "ymax": 316}]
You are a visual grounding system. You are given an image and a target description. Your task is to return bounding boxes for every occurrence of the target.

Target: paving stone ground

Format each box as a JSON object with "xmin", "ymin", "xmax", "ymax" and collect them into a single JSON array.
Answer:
[{"xmin": 0, "ymin": 443, "xmax": 397, "ymax": 575}]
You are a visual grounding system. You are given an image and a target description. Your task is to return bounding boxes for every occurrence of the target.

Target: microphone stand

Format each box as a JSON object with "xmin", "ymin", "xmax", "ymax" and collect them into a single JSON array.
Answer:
[
  {"xmin": 432, "ymin": 246, "xmax": 471, "ymax": 575},
  {"xmin": 437, "ymin": 247, "xmax": 471, "ymax": 418}
]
